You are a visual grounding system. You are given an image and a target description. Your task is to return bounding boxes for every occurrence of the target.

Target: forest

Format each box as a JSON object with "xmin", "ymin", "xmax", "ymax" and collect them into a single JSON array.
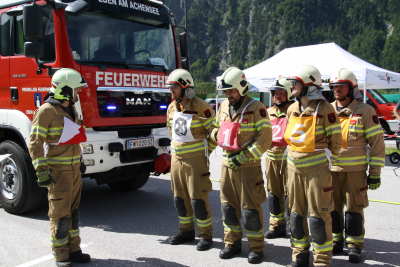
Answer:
[{"xmin": 163, "ymin": 0, "xmax": 400, "ymax": 91}]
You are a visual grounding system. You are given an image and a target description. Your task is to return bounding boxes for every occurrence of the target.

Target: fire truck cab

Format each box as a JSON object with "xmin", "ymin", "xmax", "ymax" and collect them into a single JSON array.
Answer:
[{"xmin": 0, "ymin": 0, "xmax": 188, "ymax": 214}]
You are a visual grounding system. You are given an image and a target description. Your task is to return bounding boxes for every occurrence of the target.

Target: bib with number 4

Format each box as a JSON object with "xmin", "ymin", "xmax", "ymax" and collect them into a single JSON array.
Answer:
[
  {"xmin": 271, "ymin": 117, "xmax": 288, "ymax": 147},
  {"xmin": 284, "ymin": 101, "xmax": 321, "ymax": 152}
]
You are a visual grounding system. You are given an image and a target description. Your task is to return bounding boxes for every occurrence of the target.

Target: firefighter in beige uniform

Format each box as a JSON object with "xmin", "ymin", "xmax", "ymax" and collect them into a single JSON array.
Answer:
[
  {"xmin": 329, "ymin": 68, "xmax": 385, "ymax": 263},
  {"xmin": 211, "ymin": 67, "xmax": 272, "ymax": 264},
  {"xmin": 28, "ymin": 69, "xmax": 90, "ymax": 267},
  {"xmin": 285, "ymin": 65, "xmax": 343, "ymax": 267},
  {"xmin": 166, "ymin": 69, "xmax": 217, "ymax": 251},
  {"xmin": 264, "ymin": 77, "xmax": 294, "ymax": 239}
]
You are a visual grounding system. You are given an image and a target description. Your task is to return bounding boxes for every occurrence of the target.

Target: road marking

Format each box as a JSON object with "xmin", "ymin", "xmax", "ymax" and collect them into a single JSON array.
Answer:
[
  {"xmin": 15, "ymin": 244, "xmax": 89, "ymax": 267},
  {"xmin": 369, "ymin": 199, "xmax": 400, "ymax": 205}
]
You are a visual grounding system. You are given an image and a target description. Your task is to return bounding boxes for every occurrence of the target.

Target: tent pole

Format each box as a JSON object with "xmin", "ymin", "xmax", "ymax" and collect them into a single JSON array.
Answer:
[
  {"xmin": 269, "ymin": 91, "xmax": 271, "ymax": 107},
  {"xmin": 364, "ymin": 82, "xmax": 366, "ymax": 103}
]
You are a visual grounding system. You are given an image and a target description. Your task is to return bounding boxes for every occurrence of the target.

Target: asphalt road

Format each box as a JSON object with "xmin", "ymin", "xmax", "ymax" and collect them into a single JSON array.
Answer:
[{"xmin": 1, "ymin": 145, "xmax": 399, "ymax": 267}]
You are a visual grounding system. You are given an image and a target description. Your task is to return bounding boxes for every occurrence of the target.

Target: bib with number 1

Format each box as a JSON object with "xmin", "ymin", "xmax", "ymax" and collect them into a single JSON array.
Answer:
[
  {"xmin": 284, "ymin": 102, "xmax": 321, "ymax": 153},
  {"xmin": 217, "ymin": 100, "xmax": 255, "ymax": 151}
]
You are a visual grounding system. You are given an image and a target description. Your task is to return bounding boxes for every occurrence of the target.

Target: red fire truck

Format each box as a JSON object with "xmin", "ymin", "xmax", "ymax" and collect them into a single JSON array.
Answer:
[{"xmin": 0, "ymin": 0, "xmax": 189, "ymax": 214}]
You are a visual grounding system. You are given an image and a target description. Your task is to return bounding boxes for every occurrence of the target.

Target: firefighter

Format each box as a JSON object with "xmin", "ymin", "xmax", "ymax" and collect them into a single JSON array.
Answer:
[
  {"xmin": 264, "ymin": 77, "xmax": 294, "ymax": 239},
  {"xmin": 28, "ymin": 68, "xmax": 90, "ymax": 267},
  {"xmin": 329, "ymin": 68, "xmax": 385, "ymax": 263},
  {"xmin": 211, "ymin": 67, "xmax": 272, "ymax": 264},
  {"xmin": 285, "ymin": 65, "xmax": 343, "ymax": 267},
  {"xmin": 166, "ymin": 69, "xmax": 217, "ymax": 251}
]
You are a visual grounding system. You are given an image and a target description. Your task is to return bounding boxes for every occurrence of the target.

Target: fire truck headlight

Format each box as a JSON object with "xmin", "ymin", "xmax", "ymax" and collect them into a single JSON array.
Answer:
[
  {"xmin": 83, "ymin": 159, "xmax": 95, "ymax": 166},
  {"xmin": 81, "ymin": 144, "xmax": 94, "ymax": 154}
]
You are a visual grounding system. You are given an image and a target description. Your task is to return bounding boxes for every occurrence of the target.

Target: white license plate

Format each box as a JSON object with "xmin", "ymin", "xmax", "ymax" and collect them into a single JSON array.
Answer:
[{"xmin": 126, "ymin": 137, "xmax": 154, "ymax": 149}]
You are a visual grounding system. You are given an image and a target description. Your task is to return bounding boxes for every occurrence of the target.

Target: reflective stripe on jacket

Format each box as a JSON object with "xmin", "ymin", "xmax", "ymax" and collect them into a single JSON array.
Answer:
[
  {"xmin": 167, "ymin": 96, "xmax": 217, "ymax": 159},
  {"xmin": 213, "ymin": 95, "xmax": 272, "ymax": 168},
  {"xmin": 331, "ymin": 99, "xmax": 385, "ymax": 175},
  {"xmin": 29, "ymin": 103, "xmax": 82, "ymax": 172}
]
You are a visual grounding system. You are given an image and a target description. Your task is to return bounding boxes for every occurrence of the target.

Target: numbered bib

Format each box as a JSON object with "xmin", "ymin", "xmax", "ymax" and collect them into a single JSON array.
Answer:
[
  {"xmin": 217, "ymin": 121, "xmax": 241, "ymax": 150},
  {"xmin": 284, "ymin": 102, "xmax": 321, "ymax": 153},
  {"xmin": 271, "ymin": 117, "xmax": 288, "ymax": 147},
  {"xmin": 172, "ymin": 112, "xmax": 197, "ymax": 142}
]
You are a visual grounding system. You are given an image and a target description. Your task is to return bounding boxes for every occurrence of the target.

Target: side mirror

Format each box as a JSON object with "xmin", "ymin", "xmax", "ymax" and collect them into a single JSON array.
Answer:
[
  {"xmin": 6, "ymin": 4, "xmax": 27, "ymax": 17},
  {"xmin": 66, "ymin": 0, "xmax": 90, "ymax": 16},
  {"xmin": 24, "ymin": 42, "xmax": 44, "ymax": 59},
  {"xmin": 179, "ymin": 32, "xmax": 189, "ymax": 58},
  {"xmin": 181, "ymin": 58, "xmax": 190, "ymax": 72},
  {"xmin": 23, "ymin": 3, "xmax": 43, "ymax": 40}
]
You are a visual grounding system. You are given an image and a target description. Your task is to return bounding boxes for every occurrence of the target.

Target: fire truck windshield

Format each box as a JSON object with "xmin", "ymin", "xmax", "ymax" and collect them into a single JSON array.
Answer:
[{"xmin": 66, "ymin": 11, "xmax": 177, "ymax": 71}]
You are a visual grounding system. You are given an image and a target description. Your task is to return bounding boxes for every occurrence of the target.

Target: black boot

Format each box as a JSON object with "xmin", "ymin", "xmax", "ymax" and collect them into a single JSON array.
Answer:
[
  {"xmin": 286, "ymin": 252, "xmax": 309, "ymax": 267},
  {"xmin": 264, "ymin": 225, "xmax": 287, "ymax": 239},
  {"xmin": 196, "ymin": 239, "xmax": 212, "ymax": 251},
  {"xmin": 219, "ymin": 240, "xmax": 242, "ymax": 259},
  {"xmin": 169, "ymin": 230, "xmax": 195, "ymax": 245},
  {"xmin": 55, "ymin": 260, "xmax": 71, "ymax": 267},
  {"xmin": 69, "ymin": 250, "xmax": 91, "ymax": 263},
  {"xmin": 333, "ymin": 241, "xmax": 344, "ymax": 254},
  {"xmin": 248, "ymin": 250, "xmax": 263, "ymax": 264},
  {"xmin": 348, "ymin": 247, "xmax": 362, "ymax": 263}
]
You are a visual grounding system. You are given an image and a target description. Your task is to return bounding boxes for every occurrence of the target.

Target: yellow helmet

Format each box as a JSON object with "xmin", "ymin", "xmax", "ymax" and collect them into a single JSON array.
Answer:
[
  {"xmin": 269, "ymin": 77, "xmax": 293, "ymax": 101},
  {"xmin": 51, "ymin": 68, "xmax": 88, "ymax": 101},
  {"xmin": 217, "ymin": 67, "xmax": 249, "ymax": 96}
]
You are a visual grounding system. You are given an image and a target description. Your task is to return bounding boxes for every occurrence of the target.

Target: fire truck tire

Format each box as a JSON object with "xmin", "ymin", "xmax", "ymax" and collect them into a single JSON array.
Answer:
[
  {"xmin": 107, "ymin": 171, "xmax": 150, "ymax": 191},
  {"xmin": 0, "ymin": 141, "xmax": 47, "ymax": 214},
  {"xmin": 380, "ymin": 120, "xmax": 392, "ymax": 135}
]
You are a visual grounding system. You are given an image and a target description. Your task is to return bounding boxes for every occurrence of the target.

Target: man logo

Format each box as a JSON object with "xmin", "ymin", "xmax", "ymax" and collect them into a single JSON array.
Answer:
[
  {"xmin": 174, "ymin": 118, "xmax": 187, "ymax": 136},
  {"xmin": 126, "ymin": 98, "xmax": 151, "ymax": 105}
]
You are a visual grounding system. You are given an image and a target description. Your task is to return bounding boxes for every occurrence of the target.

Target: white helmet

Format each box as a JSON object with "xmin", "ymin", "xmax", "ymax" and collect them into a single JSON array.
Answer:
[
  {"xmin": 46, "ymin": 68, "xmax": 88, "ymax": 105},
  {"xmin": 166, "ymin": 69, "xmax": 194, "ymax": 89},
  {"xmin": 269, "ymin": 77, "xmax": 293, "ymax": 101},
  {"xmin": 287, "ymin": 64, "xmax": 323, "ymax": 89},
  {"xmin": 217, "ymin": 67, "xmax": 249, "ymax": 96},
  {"xmin": 329, "ymin": 68, "xmax": 362, "ymax": 100},
  {"xmin": 166, "ymin": 69, "xmax": 195, "ymax": 101},
  {"xmin": 287, "ymin": 64, "xmax": 324, "ymax": 100}
]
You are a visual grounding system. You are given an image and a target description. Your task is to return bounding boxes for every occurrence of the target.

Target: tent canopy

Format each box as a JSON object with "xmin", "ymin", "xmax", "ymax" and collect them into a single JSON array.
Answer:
[{"xmin": 217, "ymin": 43, "xmax": 400, "ymax": 92}]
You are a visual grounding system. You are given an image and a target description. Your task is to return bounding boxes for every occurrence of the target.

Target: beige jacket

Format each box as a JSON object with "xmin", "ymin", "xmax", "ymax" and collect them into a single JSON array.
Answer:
[
  {"xmin": 29, "ymin": 103, "xmax": 82, "ymax": 172},
  {"xmin": 167, "ymin": 96, "xmax": 217, "ymax": 159},
  {"xmin": 331, "ymin": 99, "xmax": 385, "ymax": 175},
  {"xmin": 213, "ymin": 95, "xmax": 273, "ymax": 168},
  {"xmin": 286, "ymin": 100, "xmax": 343, "ymax": 172}
]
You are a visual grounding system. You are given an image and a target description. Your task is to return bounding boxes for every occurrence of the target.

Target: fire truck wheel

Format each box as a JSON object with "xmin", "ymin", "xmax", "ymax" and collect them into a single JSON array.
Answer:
[
  {"xmin": 107, "ymin": 171, "xmax": 150, "ymax": 191},
  {"xmin": 0, "ymin": 141, "xmax": 47, "ymax": 214}
]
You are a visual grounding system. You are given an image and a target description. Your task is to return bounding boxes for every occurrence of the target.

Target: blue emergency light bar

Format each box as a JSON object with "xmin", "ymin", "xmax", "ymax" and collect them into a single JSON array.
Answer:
[
  {"xmin": 107, "ymin": 105, "xmax": 117, "ymax": 110},
  {"xmin": 159, "ymin": 105, "xmax": 167, "ymax": 109}
]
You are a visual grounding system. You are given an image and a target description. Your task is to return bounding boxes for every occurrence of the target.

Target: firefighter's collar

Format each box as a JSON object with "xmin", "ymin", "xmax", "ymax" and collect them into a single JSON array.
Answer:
[
  {"xmin": 270, "ymin": 104, "xmax": 289, "ymax": 118},
  {"xmin": 226, "ymin": 95, "xmax": 253, "ymax": 118},
  {"xmin": 293, "ymin": 100, "xmax": 320, "ymax": 116},
  {"xmin": 174, "ymin": 96, "xmax": 194, "ymax": 113},
  {"xmin": 54, "ymin": 104, "xmax": 78, "ymax": 123},
  {"xmin": 335, "ymin": 99, "xmax": 358, "ymax": 116}
]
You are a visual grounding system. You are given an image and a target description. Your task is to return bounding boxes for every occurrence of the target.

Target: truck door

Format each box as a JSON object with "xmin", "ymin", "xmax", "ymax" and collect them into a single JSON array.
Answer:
[
  {"xmin": 9, "ymin": 6, "xmax": 56, "ymax": 120},
  {"xmin": 0, "ymin": 10, "xmax": 11, "ymax": 109}
]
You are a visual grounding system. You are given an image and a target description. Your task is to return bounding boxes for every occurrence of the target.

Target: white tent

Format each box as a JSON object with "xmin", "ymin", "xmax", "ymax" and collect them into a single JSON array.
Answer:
[
  {"xmin": 217, "ymin": 42, "xmax": 400, "ymax": 100},
  {"xmin": 240, "ymin": 42, "xmax": 400, "ymax": 92}
]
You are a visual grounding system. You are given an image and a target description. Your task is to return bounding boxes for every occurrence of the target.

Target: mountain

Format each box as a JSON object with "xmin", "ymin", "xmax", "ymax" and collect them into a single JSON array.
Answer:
[{"xmin": 163, "ymin": 0, "xmax": 400, "ymax": 83}]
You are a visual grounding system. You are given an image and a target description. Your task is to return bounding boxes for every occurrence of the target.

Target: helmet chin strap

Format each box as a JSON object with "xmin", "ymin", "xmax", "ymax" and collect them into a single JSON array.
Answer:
[
  {"xmin": 175, "ymin": 88, "xmax": 186, "ymax": 103},
  {"xmin": 275, "ymin": 101, "xmax": 289, "ymax": 107},
  {"xmin": 296, "ymin": 86, "xmax": 309, "ymax": 101}
]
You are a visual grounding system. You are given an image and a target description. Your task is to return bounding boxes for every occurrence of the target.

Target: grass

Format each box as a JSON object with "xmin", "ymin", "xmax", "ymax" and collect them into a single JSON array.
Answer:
[{"xmin": 385, "ymin": 147, "xmax": 400, "ymax": 155}]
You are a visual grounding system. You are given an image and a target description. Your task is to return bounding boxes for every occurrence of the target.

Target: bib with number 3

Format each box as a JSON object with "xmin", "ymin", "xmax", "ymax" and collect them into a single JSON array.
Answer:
[
  {"xmin": 271, "ymin": 117, "xmax": 288, "ymax": 147},
  {"xmin": 284, "ymin": 102, "xmax": 321, "ymax": 153}
]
